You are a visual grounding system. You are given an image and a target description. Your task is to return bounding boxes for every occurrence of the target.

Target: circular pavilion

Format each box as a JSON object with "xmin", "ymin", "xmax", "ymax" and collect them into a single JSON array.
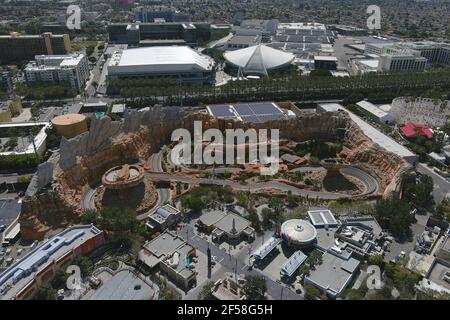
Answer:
[{"xmin": 281, "ymin": 219, "xmax": 317, "ymax": 247}]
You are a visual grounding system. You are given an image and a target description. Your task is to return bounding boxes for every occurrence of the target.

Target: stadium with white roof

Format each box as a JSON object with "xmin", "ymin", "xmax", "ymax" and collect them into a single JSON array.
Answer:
[
  {"xmin": 107, "ymin": 46, "xmax": 215, "ymax": 84},
  {"xmin": 224, "ymin": 44, "xmax": 295, "ymax": 76}
]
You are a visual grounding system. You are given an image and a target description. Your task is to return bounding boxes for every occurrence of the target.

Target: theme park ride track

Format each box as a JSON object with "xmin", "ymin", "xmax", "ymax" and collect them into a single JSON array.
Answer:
[
  {"xmin": 81, "ymin": 167, "xmax": 380, "ymax": 212},
  {"xmin": 339, "ymin": 166, "xmax": 379, "ymax": 196}
]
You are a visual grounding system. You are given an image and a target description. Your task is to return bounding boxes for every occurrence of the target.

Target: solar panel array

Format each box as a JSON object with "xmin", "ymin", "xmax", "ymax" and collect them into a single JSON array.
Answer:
[{"xmin": 208, "ymin": 102, "xmax": 287, "ymax": 124}]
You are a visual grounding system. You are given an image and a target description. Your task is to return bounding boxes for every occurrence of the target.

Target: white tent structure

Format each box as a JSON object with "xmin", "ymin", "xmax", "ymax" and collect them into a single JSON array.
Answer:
[{"xmin": 223, "ymin": 44, "xmax": 295, "ymax": 77}]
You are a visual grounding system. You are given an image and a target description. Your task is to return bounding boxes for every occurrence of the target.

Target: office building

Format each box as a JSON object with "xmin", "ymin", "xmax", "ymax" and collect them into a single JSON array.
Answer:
[
  {"xmin": 233, "ymin": 19, "xmax": 279, "ymax": 42},
  {"xmin": 107, "ymin": 22, "xmax": 211, "ymax": 47},
  {"xmin": 135, "ymin": 6, "xmax": 191, "ymax": 23},
  {"xmin": 378, "ymin": 53, "xmax": 427, "ymax": 73},
  {"xmin": 24, "ymin": 53, "xmax": 89, "ymax": 91},
  {"xmin": 0, "ymin": 32, "xmax": 71, "ymax": 65}
]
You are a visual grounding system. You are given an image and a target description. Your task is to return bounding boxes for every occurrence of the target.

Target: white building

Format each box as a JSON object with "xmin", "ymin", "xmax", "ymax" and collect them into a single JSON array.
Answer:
[
  {"xmin": 364, "ymin": 42, "xmax": 393, "ymax": 55},
  {"xmin": 378, "ymin": 53, "xmax": 427, "ymax": 73},
  {"xmin": 223, "ymin": 44, "xmax": 294, "ymax": 76},
  {"xmin": 107, "ymin": 46, "xmax": 215, "ymax": 84},
  {"xmin": 24, "ymin": 53, "xmax": 89, "ymax": 91},
  {"xmin": 365, "ymin": 41, "xmax": 449, "ymax": 73},
  {"xmin": 224, "ymin": 35, "xmax": 261, "ymax": 51},
  {"xmin": 356, "ymin": 100, "xmax": 395, "ymax": 124}
]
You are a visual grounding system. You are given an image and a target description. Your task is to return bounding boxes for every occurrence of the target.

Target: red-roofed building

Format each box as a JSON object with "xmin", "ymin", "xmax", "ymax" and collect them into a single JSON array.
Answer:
[{"xmin": 400, "ymin": 123, "xmax": 433, "ymax": 139}]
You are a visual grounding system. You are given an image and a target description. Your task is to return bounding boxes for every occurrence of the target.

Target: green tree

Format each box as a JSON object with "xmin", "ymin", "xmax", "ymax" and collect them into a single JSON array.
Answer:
[
  {"xmin": 375, "ymin": 198, "xmax": 412, "ymax": 240},
  {"xmin": 81, "ymin": 207, "xmax": 144, "ymax": 248},
  {"xmin": 368, "ymin": 255, "xmax": 384, "ymax": 268},
  {"xmin": 344, "ymin": 289, "xmax": 365, "ymax": 300},
  {"xmin": 198, "ymin": 281, "xmax": 215, "ymax": 300},
  {"xmin": 74, "ymin": 256, "xmax": 94, "ymax": 277},
  {"xmin": 33, "ymin": 284, "xmax": 56, "ymax": 300},
  {"xmin": 50, "ymin": 269, "xmax": 69, "ymax": 289},
  {"xmin": 405, "ymin": 174, "xmax": 434, "ymax": 209},
  {"xmin": 242, "ymin": 275, "xmax": 267, "ymax": 300},
  {"xmin": 304, "ymin": 284, "xmax": 321, "ymax": 300}
]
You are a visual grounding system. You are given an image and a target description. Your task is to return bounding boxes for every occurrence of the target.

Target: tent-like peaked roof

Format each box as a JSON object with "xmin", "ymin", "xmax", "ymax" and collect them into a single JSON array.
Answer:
[{"xmin": 224, "ymin": 44, "xmax": 294, "ymax": 75}]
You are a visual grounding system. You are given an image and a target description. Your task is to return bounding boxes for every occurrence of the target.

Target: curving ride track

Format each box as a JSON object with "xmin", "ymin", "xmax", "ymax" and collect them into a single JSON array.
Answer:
[{"xmin": 81, "ymin": 150, "xmax": 379, "ymax": 216}]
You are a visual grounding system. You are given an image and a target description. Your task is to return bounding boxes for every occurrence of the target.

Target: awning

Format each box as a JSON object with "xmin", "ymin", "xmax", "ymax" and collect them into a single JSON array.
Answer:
[{"xmin": 4, "ymin": 223, "xmax": 20, "ymax": 241}]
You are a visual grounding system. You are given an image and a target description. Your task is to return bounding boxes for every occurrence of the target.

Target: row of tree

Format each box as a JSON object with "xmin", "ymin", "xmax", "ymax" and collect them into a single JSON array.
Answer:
[{"xmin": 109, "ymin": 70, "xmax": 450, "ymax": 107}]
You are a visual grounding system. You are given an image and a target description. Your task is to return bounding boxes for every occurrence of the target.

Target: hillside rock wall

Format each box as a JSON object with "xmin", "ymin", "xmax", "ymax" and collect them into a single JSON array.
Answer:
[{"xmin": 19, "ymin": 109, "xmax": 411, "ymax": 240}]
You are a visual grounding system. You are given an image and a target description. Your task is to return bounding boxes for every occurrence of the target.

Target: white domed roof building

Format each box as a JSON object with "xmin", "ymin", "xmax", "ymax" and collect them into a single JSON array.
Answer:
[
  {"xmin": 223, "ymin": 44, "xmax": 295, "ymax": 76},
  {"xmin": 281, "ymin": 219, "xmax": 317, "ymax": 247}
]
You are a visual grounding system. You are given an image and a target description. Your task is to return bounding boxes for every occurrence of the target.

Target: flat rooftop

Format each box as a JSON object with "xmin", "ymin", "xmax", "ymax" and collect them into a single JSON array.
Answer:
[
  {"xmin": 0, "ymin": 225, "xmax": 102, "ymax": 300},
  {"xmin": 142, "ymin": 231, "xmax": 186, "ymax": 259},
  {"xmin": 332, "ymin": 104, "xmax": 416, "ymax": 161},
  {"xmin": 227, "ymin": 35, "xmax": 259, "ymax": 45},
  {"xmin": 356, "ymin": 100, "xmax": 390, "ymax": 119},
  {"xmin": 207, "ymin": 102, "xmax": 287, "ymax": 123},
  {"xmin": 108, "ymin": 46, "xmax": 214, "ymax": 71},
  {"xmin": 308, "ymin": 209, "xmax": 339, "ymax": 227},
  {"xmin": 140, "ymin": 231, "xmax": 195, "ymax": 279},
  {"xmin": 427, "ymin": 260, "xmax": 450, "ymax": 291},
  {"xmin": 198, "ymin": 209, "xmax": 227, "ymax": 227},
  {"xmin": 213, "ymin": 212, "xmax": 251, "ymax": 235},
  {"xmin": 306, "ymin": 251, "xmax": 359, "ymax": 296},
  {"xmin": 89, "ymin": 270, "xmax": 156, "ymax": 300}
]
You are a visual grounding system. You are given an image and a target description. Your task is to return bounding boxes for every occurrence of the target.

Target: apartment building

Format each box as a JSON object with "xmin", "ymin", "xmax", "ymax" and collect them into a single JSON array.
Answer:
[
  {"xmin": 24, "ymin": 53, "xmax": 89, "ymax": 91},
  {"xmin": 0, "ymin": 32, "xmax": 71, "ymax": 65}
]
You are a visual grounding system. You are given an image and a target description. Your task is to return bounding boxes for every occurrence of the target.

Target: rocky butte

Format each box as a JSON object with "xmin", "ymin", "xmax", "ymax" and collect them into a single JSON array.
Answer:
[{"xmin": 19, "ymin": 106, "xmax": 413, "ymax": 240}]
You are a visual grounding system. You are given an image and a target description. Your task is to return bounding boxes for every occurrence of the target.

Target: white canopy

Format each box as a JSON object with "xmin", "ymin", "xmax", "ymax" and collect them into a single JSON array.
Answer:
[{"xmin": 224, "ymin": 44, "xmax": 295, "ymax": 75}]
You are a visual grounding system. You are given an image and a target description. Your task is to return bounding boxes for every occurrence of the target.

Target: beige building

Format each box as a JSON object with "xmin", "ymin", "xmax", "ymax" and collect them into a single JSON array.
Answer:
[
  {"xmin": 0, "ymin": 99, "xmax": 23, "ymax": 123},
  {"xmin": 138, "ymin": 231, "xmax": 197, "ymax": 290},
  {"xmin": 51, "ymin": 113, "xmax": 87, "ymax": 139}
]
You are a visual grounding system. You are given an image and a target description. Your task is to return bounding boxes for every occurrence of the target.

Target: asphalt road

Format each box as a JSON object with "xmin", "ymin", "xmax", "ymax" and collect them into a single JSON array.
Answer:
[
  {"xmin": 179, "ymin": 224, "xmax": 303, "ymax": 300},
  {"xmin": 417, "ymin": 163, "xmax": 450, "ymax": 202}
]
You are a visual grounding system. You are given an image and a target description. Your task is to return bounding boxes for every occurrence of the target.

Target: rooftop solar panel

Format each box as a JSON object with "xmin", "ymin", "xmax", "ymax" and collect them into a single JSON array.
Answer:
[
  {"xmin": 233, "ymin": 103, "xmax": 253, "ymax": 116},
  {"xmin": 322, "ymin": 210, "xmax": 338, "ymax": 225},
  {"xmin": 208, "ymin": 104, "xmax": 235, "ymax": 118},
  {"xmin": 308, "ymin": 209, "xmax": 339, "ymax": 227},
  {"xmin": 257, "ymin": 114, "xmax": 285, "ymax": 122},
  {"xmin": 249, "ymin": 102, "xmax": 283, "ymax": 115},
  {"xmin": 240, "ymin": 115, "xmax": 262, "ymax": 123}
]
